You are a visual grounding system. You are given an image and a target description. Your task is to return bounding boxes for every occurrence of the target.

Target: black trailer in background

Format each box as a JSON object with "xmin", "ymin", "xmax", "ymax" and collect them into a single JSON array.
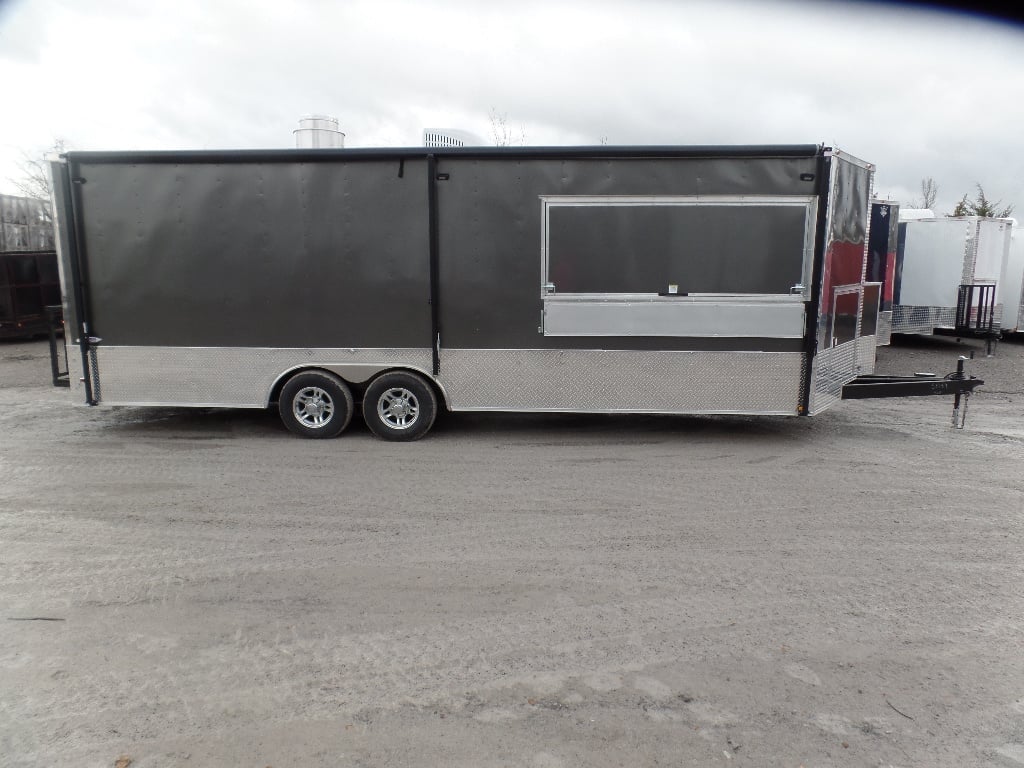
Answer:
[
  {"xmin": 48, "ymin": 145, "xmax": 981, "ymax": 439},
  {"xmin": 0, "ymin": 250, "xmax": 61, "ymax": 339},
  {"xmin": 0, "ymin": 193, "xmax": 59, "ymax": 340}
]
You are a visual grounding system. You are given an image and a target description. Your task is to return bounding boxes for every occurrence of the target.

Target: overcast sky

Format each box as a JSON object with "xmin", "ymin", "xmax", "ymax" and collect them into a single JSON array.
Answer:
[{"xmin": 1, "ymin": 0, "xmax": 1022, "ymax": 215}]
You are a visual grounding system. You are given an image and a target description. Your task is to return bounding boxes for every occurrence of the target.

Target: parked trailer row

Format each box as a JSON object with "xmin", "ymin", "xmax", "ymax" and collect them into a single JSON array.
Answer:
[
  {"xmin": 892, "ymin": 212, "xmax": 1019, "ymax": 342},
  {"xmin": 48, "ymin": 144, "xmax": 982, "ymax": 439}
]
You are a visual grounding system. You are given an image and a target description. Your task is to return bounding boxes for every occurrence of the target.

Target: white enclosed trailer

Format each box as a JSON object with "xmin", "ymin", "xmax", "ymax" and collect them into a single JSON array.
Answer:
[
  {"xmin": 998, "ymin": 219, "xmax": 1024, "ymax": 334},
  {"xmin": 893, "ymin": 214, "xmax": 1011, "ymax": 342}
]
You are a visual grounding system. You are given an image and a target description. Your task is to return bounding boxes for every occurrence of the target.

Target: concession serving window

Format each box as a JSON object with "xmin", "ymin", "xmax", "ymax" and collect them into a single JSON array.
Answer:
[{"xmin": 540, "ymin": 195, "xmax": 817, "ymax": 338}]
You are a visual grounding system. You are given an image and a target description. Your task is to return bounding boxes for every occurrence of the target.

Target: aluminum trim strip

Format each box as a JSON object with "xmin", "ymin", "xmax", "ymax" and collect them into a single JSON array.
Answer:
[
  {"xmin": 539, "ymin": 195, "xmax": 817, "ymax": 206},
  {"xmin": 543, "ymin": 299, "xmax": 805, "ymax": 338},
  {"xmin": 545, "ymin": 293, "xmax": 805, "ymax": 303},
  {"xmin": 450, "ymin": 407, "xmax": 798, "ymax": 416}
]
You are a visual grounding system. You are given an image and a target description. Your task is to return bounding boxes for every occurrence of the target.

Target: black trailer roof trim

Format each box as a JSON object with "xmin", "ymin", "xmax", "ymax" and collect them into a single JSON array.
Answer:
[{"xmin": 61, "ymin": 144, "xmax": 825, "ymax": 165}]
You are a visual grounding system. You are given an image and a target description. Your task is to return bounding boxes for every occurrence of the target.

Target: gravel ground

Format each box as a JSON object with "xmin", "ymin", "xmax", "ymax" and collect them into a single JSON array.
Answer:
[{"xmin": 0, "ymin": 335, "xmax": 1022, "ymax": 768}]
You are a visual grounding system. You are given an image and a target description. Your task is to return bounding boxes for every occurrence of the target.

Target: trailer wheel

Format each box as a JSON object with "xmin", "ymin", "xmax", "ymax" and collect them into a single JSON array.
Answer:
[
  {"xmin": 362, "ymin": 371, "xmax": 437, "ymax": 441},
  {"xmin": 278, "ymin": 371, "xmax": 354, "ymax": 439}
]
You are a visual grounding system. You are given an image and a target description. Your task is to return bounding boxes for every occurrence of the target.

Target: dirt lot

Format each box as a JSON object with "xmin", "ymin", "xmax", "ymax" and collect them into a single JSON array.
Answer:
[{"xmin": 1, "ymin": 336, "xmax": 1022, "ymax": 768}]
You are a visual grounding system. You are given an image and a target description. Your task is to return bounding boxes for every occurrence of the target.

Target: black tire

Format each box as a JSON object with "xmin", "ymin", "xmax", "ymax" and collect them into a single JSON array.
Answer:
[
  {"xmin": 278, "ymin": 370, "xmax": 354, "ymax": 439},
  {"xmin": 362, "ymin": 371, "xmax": 437, "ymax": 441}
]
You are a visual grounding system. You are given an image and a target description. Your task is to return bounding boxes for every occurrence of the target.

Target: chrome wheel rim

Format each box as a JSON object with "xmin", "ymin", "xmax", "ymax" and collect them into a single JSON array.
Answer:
[
  {"xmin": 377, "ymin": 387, "xmax": 420, "ymax": 430},
  {"xmin": 293, "ymin": 386, "xmax": 335, "ymax": 428}
]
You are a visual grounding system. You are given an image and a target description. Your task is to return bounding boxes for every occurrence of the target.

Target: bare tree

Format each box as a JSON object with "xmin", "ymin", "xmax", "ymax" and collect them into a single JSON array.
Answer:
[
  {"xmin": 914, "ymin": 177, "xmax": 938, "ymax": 209},
  {"xmin": 488, "ymin": 108, "xmax": 526, "ymax": 147},
  {"xmin": 11, "ymin": 138, "xmax": 69, "ymax": 221},
  {"xmin": 950, "ymin": 183, "xmax": 1014, "ymax": 218}
]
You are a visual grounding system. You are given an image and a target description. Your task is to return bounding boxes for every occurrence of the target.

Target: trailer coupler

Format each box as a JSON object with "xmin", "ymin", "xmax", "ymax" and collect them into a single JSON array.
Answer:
[{"xmin": 841, "ymin": 357, "xmax": 983, "ymax": 429}]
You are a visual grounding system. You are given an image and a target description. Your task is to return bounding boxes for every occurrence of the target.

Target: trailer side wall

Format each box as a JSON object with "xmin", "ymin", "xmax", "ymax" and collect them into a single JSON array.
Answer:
[
  {"xmin": 51, "ymin": 147, "xmax": 876, "ymax": 418},
  {"xmin": 75, "ymin": 159, "xmax": 432, "ymax": 349},
  {"xmin": 431, "ymin": 155, "xmax": 817, "ymax": 413},
  {"xmin": 809, "ymin": 152, "xmax": 873, "ymax": 414}
]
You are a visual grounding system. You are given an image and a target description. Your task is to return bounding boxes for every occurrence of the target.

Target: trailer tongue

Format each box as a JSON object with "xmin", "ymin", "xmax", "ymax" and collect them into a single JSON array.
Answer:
[{"xmin": 841, "ymin": 357, "xmax": 983, "ymax": 428}]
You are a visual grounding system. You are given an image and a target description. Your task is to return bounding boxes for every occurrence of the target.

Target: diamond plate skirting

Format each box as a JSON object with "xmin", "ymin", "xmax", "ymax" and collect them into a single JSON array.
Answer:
[
  {"xmin": 88, "ymin": 347, "xmax": 101, "ymax": 402},
  {"xmin": 892, "ymin": 305, "xmax": 957, "ymax": 335},
  {"xmin": 876, "ymin": 311, "xmax": 892, "ymax": 346},
  {"xmin": 809, "ymin": 336, "xmax": 875, "ymax": 415},
  {"xmin": 95, "ymin": 346, "xmax": 811, "ymax": 416},
  {"xmin": 892, "ymin": 304, "xmax": 1004, "ymax": 335},
  {"xmin": 437, "ymin": 349, "xmax": 804, "ymax": 415},
  {"xmin": 94, "ymin": 347, "xmax": 434, "ymax": 406}
]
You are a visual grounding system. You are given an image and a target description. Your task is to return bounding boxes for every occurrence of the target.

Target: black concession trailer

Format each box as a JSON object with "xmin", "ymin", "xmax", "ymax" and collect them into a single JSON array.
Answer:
[{"xmin": 48, "ymin": 144, "xmax": 981, "ymax": 439}]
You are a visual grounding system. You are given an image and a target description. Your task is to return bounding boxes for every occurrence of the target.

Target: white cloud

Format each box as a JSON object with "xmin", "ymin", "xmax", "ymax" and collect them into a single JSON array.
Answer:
[{"xmin": 1, "ymin": 0, "xmax": 1022, "ymax": 214}]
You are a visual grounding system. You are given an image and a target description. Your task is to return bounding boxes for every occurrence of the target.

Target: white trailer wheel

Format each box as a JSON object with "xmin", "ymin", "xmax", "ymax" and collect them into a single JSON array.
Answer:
[
  {"xmin": 278, "ymin": 371, "xmax": 354, "ymax": 439},
  {"xmin": 362, "ymin": 371, "xmax": 437, "ymax": 441}
]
